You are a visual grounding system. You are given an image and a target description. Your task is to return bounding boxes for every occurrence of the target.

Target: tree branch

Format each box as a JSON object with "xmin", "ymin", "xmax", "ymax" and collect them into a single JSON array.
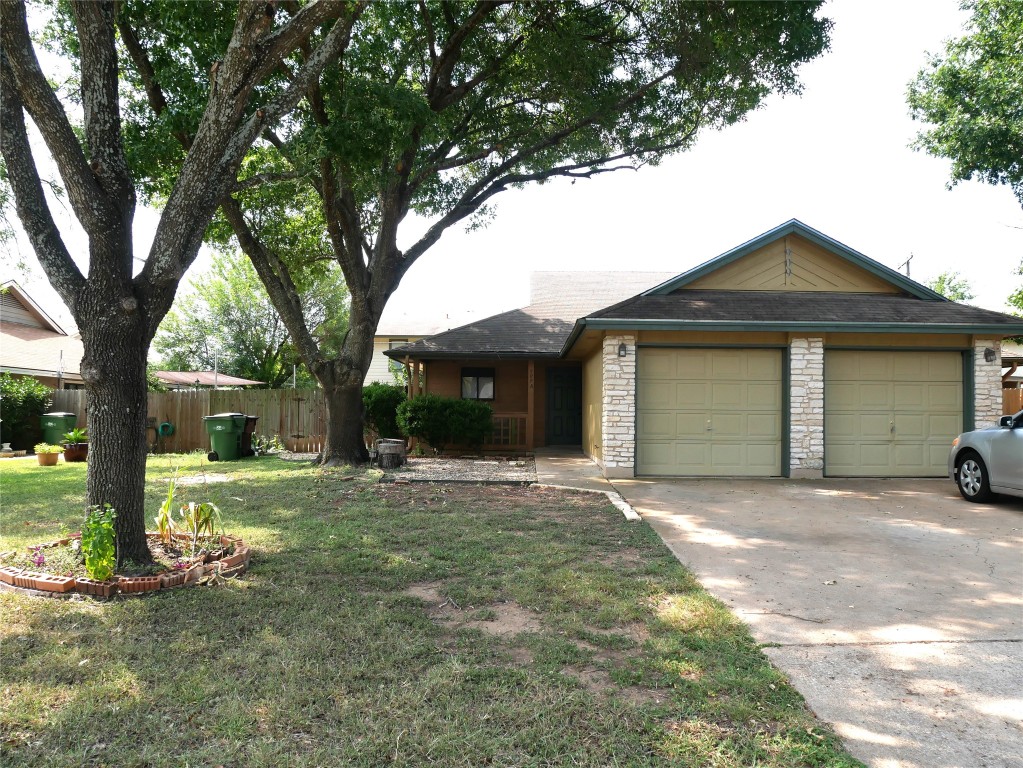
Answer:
[
  {"xmin": 220, "ymin": 196, "xmax": 324, "ymax": 368},
  {"xmin": 0, "ymin": 0, "xmax": 112, "ymax": 233},
  {"xmin": 0, "ymin": 52, "xmax": 86, "ymax": 312}
]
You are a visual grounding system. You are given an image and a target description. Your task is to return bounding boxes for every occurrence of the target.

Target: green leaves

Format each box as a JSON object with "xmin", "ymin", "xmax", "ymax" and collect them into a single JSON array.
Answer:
[
  {"xmin": 908, "ymin": 0, "xmax": 1023, "ymax": 204},
  {"xmin": 82, "ymin": 504, "xmax": 117, "ymax": 581}
]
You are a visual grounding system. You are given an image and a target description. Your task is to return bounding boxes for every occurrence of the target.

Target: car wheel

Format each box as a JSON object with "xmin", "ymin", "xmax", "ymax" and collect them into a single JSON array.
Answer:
[{"xmin": 956, "ymin": 453, "xmax": 993, "ymax": 502}]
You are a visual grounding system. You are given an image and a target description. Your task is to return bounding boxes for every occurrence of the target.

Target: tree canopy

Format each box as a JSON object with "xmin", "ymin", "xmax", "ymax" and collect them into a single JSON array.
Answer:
[
  {"xmin": 154, "ymin": 251, "xmax": 347, "ymax": 388},
  {"xmin": 908, "ymin": 0, "xmax": 1023, "ymax": 204},
  {"xmin": 209, "ymin": 0, "xmax": 832, "ymax": 463},
  {"xmin": 926, "ymin": 270, "xmax": 975, "ymax": 302},
  {"xmin": 0, "ymin": 0, "xmax": 362, "ymax": 562}
]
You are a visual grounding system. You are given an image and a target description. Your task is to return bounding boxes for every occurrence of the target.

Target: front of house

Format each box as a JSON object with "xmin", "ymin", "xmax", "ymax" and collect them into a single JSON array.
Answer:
[{"xmin": 387, "ymin": 221, "xmax": 1023, "ymax": 479}]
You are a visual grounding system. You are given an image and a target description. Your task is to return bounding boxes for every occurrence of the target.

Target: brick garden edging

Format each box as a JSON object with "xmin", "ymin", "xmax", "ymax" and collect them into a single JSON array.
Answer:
[{"xmin": 0, "ymin": 533, "xmax": 250, "ymax": 600}]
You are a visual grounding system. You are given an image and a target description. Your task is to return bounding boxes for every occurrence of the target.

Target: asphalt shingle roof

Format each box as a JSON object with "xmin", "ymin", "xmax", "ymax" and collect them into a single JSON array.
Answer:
[{"xmin": 589, "ymin": 290, "xmax": 1023, "ymax": 327}]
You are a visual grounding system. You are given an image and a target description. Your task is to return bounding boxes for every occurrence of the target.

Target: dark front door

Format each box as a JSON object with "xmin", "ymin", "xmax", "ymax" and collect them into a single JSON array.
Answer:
[{"xmin": 546, "ymin": 367, "xmax": 582, "ymax": 445}]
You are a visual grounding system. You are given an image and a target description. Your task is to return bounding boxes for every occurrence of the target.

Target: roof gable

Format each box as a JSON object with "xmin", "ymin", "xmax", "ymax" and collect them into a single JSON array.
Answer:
[
  {"xmin": 643, "ymin": 220, "xmax": 946, "ymax": 301},
  {"xmin": 0, "ymin": 281, "xmax": 68, "ymax": 334}
]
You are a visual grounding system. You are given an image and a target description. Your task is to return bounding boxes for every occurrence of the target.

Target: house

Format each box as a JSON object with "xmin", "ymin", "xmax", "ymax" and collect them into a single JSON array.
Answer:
[
  {"xmin": 153, "ymin": 371, "xmax": 265, "ymax": 390},
  {"xmin": 367, "ymin": 308, "xmax": 497, "ymax": 384},
  {"xmin": 0, "ymin": 281, "xmax": 84, "ymax": 388},
  {"xmin": 387, "ymin": 220, "xmax": 1023, "ymax": 479}
]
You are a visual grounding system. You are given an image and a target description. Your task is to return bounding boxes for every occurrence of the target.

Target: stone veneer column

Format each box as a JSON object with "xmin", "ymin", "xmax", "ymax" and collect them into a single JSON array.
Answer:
[
  {"xmin": 601, "ymin": 334, "xmax": 636, "ymax": 477},
  {"xmin": 789, "ymin": 337, "xmax": 824, "ymax": 479},
  {"xmin": 973, "ymin": 339, "xmax": 1002, "ymax": 427}
]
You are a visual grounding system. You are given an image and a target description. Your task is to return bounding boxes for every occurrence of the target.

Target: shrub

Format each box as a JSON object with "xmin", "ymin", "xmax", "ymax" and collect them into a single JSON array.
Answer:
[
  {"xmin": 82, "ymin": 504, "xmax": 117, "ymax": 581},
  {"xmin": 397, "ymin": 395, "xmax": 493, "ymax": 452},
  {"xmin": 0, "ymin": 373, "xmax": 52, "ymax": 449},
  {"xmin": 363, "ymin": 382, "xmax": 407, "ymax": 439}
]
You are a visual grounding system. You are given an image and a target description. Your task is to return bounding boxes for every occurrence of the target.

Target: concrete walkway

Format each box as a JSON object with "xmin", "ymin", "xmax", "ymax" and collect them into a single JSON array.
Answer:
[{"xmin": 533, "ymin": 447, "xmax": 613, "ymax": 493}]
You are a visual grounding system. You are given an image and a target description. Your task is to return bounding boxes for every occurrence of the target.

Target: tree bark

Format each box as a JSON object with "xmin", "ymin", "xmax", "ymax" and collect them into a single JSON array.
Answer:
[
  {"xmin": 320, "ymin": 376, "xmax": 370, "ymax": 466},
  {"xmin": 79, "ymin": 296, "xmax": 151, "ymax": 565}
]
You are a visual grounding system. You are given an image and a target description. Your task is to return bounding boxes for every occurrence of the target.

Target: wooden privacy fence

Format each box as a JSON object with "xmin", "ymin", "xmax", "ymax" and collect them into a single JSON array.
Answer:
[
  {"xmin": 52, "ymin": 389, "xmax": 327, "ymax": 453},
  {"xmin": 1005, "ymin": 388, "xmax": 1022, "ymax": 415}
]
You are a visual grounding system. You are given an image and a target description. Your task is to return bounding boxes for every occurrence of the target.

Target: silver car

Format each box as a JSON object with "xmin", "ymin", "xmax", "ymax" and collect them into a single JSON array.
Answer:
[{"xmin": 948, "ymin": 410, "xmax": 1023, "ymax": 502}]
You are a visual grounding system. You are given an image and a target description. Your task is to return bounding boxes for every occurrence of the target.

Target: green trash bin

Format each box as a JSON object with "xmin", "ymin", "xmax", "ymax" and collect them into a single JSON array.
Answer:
[
  {"xmin": 203, "ymin": 413, "xmax": 246, "ymax": 461},
  {"xmin": 41, "ymin": 412, "xmax": 77, "ymax": 446}
]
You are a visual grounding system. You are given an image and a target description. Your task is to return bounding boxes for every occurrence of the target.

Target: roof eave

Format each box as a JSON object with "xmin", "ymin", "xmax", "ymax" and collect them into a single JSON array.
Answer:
[
  {"xmin": 384, "ymin": 350, "xmax": 562, "ymax": 360},
  {"xmin": 583, "ymin": 318, "xmax": 1023, "ymax": 335},
  {"xmin": 642, "ymin": 220, "xmax": 947, "ymax": 302}
]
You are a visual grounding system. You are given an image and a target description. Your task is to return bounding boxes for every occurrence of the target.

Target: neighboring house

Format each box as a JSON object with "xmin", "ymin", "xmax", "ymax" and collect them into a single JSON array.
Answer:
[
  {"xmin": 387, "ymin": 220, "xmax": 1023, "ymax": 479},
  {"xmin": 0, "ymin": 281, "xmax": 84, "ymax": 389},
  {"xmin": 154, "ymin": 371, "xmax": 265, "ymax": 390},
  {"xmin": 367, "ymin": 308, "xmax": 503, "ymax": 384}
]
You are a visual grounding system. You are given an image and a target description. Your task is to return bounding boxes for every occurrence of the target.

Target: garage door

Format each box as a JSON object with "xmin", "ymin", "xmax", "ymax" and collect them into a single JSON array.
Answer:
[
  {"xmin": 825, "ymin": 351, "xmax": 962, "ymax": 477},
  {"xmin": 637, "ymin": 348, "xmax": 782, "ymax": 476}
]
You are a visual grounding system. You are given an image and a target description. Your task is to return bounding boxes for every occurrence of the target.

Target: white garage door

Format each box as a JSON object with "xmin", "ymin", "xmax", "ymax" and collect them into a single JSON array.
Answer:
[
  {"xmin": 637, "ymin": 348, "xmax": 783, "ymax": 476},
  {"xmin": 825, "ymin": 350, "xmax": 962, "ymax": 477}
]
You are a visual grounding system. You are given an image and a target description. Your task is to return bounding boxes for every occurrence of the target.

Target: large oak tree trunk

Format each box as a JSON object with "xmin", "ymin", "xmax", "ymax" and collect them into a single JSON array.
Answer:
[
  {"xmin": 321, "ymin": 378, "xmax": 370, "ymax": 466},
  {"xmin": 79, "ymin": 299, "xmax": 152, "ymax": 565}
]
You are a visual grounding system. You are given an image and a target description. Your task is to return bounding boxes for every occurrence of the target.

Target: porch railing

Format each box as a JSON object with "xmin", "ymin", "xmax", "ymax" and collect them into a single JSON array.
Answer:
[{"xmin": 486, "ymin": 412, "xmax": 529, "ymax": 450}]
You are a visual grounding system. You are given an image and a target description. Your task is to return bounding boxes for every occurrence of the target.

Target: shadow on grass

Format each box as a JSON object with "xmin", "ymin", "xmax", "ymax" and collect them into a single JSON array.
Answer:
[{"xmin": 0, "ymin": 459, "xmax": 864, "ymax": 768}]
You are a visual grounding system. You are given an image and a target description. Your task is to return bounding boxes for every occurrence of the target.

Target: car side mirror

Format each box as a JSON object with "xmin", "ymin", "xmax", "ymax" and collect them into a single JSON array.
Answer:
[{"xmin": 999, "ymin": 415, "xmax": 1017, "ymax": 428}]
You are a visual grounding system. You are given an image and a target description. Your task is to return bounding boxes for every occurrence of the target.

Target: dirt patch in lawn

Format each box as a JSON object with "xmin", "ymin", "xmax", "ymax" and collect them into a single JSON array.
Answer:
[{"xmin": 405, "ymin": 582, "xmax": 543, "ymax": 637}]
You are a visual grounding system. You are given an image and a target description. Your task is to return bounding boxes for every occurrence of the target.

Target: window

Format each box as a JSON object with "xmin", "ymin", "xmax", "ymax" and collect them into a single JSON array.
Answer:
[
  {"xmin": 387, "ymin": 339, "xmax": 408, "ymax": 373},
  {"xmin": 461, "ymin": 367, "xmax": 495, "ymax": 400}
]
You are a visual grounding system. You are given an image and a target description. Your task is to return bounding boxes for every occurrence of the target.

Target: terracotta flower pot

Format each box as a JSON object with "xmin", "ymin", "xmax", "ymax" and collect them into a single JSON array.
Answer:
[
  {"xmin": 76, "ymin": 577, "xmax": 118, "ymax": 598},
  {"xmin": 118, "ymin": 575, "xmax": 162, "ymax": 593},
  {"xmin": 63, "ymin": 443, "xmax": 88, "ymax": 462},
  {"xmin": 36, "ymin": 452, "xmax": 59, "ymax": 466}
]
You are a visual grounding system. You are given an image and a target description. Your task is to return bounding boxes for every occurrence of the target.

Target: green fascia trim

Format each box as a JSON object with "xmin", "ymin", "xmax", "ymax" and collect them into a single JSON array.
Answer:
[
  {"xmin": 383, "ymin": 351, "xmax": 559, "ymax": 361},
  {"xmin": 581, "ymin": 319, "xmax": 1023, "ymax": 335},
  {"xmin": 643, "ymin": 219, "xmax": 947, "ymax": 302}
]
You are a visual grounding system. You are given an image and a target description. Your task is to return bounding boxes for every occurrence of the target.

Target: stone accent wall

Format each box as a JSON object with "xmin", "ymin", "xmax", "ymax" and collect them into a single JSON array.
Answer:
[
  {"xmin": 789, "ymin": 337, "xmax": 824, "ymax": 479},
  {"xmin": 973, "ymin": 339, "xmax": 1003, "ymax": 427},
  {"xmin": 601, "ymin": 334, "xmax": 636, "ymax": 477}
]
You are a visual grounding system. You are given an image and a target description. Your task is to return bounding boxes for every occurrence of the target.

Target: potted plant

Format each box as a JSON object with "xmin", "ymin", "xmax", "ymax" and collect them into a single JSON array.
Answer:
[
  {"xmin": 34, "ymin": 443, "xmax": 62, "ymax": 466},
  {"xmin": 62, "ymin": 427, "xmax": 89, "ymax": 463}
]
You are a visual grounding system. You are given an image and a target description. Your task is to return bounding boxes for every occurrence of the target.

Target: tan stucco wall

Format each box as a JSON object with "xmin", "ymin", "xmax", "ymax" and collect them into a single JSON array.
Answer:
[
  {"xmin": 637, "ymin": 330, "xmax": 790, "ymax": 346},
  {"xmin": 582, "ymin": 346, "xmax": 603, "ymax": 462}
]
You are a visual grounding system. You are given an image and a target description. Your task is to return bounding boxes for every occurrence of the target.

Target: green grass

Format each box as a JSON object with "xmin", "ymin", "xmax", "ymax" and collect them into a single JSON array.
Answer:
[{"xmin": 0, "ymin": 454, "xmax": 864, "ymax": 767}]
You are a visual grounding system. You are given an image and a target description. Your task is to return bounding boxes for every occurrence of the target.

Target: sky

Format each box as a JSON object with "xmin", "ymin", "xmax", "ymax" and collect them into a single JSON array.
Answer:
[{"xmin": 5, "ymin": 0, "xmax": 1023, "ymax": 333}]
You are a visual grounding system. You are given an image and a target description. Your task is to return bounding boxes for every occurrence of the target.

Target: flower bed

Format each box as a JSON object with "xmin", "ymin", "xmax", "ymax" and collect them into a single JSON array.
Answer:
[{"xmin": 0, "ymin": 533, "xmax": 250, "ymax": 599}]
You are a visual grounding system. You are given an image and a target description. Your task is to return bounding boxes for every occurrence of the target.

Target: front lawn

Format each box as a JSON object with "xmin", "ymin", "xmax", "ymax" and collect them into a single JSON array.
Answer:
[{"xmin": 0, "ymin": 455, "xmax": 863, "ymax": 767}]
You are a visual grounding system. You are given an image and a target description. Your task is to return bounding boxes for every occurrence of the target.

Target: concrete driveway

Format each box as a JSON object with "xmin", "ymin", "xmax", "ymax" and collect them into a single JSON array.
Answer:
[{"xmin": 613, "ymin": 477, "xmax": 1023, "ymax": 768}]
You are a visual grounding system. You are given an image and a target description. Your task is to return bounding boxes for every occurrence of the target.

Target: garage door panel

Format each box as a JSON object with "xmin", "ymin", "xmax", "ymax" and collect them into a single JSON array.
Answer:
[
  {"xmin": 675, "ymin": 413, "xmax": 709, "ymax": 437},
  {"xmin": 825, "ymin": 351, "xmax": 962, "ymax": 477},
  {"xmin": 640, "ymin": 349, "xmax": 677, "ymax": 379},
  {"xmin": 747, "ymin": 443, "xmax": 781, "ymax": 469},
  {"xmin": 858, "ymin": 414, "xmax": 893, "ymax": 439},
  {"xmin": 638, "ymin": 348, "xmax": 781, "ymax": 476},
  {"xmin": 747, "ymin": 383, "xmax": 781, "ymax": 408},
  {"xmin": 638, "ymin": 381, "xmax": 674, "ymax": 409},
  {"xmin": 927, "ymin": 383, "xmax": 961, "ymax": 409},
  {"xmin": 638, "ymin": 412, "xmax": 673, "ymax": 438},
  {"xmin": 711, "ymin": 382, "xmax": 744, "ymax": 408},
  {"xmin": 712, "ymin": 413, "xmax": 744, "ymax": 436},
  {"xmin": 676, "ymin": 382, "xmax": 709, "ymax": 408},
  {"xmin": 747, "ymin": 414, "xmax": 780, "ymax": 438}
]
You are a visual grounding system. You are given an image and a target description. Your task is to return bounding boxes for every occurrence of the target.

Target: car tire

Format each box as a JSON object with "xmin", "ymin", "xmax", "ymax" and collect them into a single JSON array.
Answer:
[{"xmin": 956, "ymin": 452, "xmax": 993, "ymax": 502}]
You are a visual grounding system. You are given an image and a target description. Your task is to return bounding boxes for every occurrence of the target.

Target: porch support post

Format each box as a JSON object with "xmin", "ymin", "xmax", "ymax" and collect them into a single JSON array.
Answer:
[
  {"xmin": 403, "ymin": 356, "xmax": 413, "ymax": 399},
  {"xmin": 413, "ymin": 359, "xmax": 422, "ymax": 397},
  {"xmin": 526, "ymin": 360, "xmax": 535, "ymax": 450}
]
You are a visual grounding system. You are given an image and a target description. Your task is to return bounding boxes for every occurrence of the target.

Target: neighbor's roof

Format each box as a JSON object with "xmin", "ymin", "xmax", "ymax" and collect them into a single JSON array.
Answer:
[
  {"xmin": 0, "ymin": 321, "xmax": 84, "ymax": 379},
  {"xmin": 155, "ymin": 371, "xmax": 264, "ymax": 387},
  {"xmin": 385, "ymin": 272, "xmax": 673, "ymax": 359}
]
